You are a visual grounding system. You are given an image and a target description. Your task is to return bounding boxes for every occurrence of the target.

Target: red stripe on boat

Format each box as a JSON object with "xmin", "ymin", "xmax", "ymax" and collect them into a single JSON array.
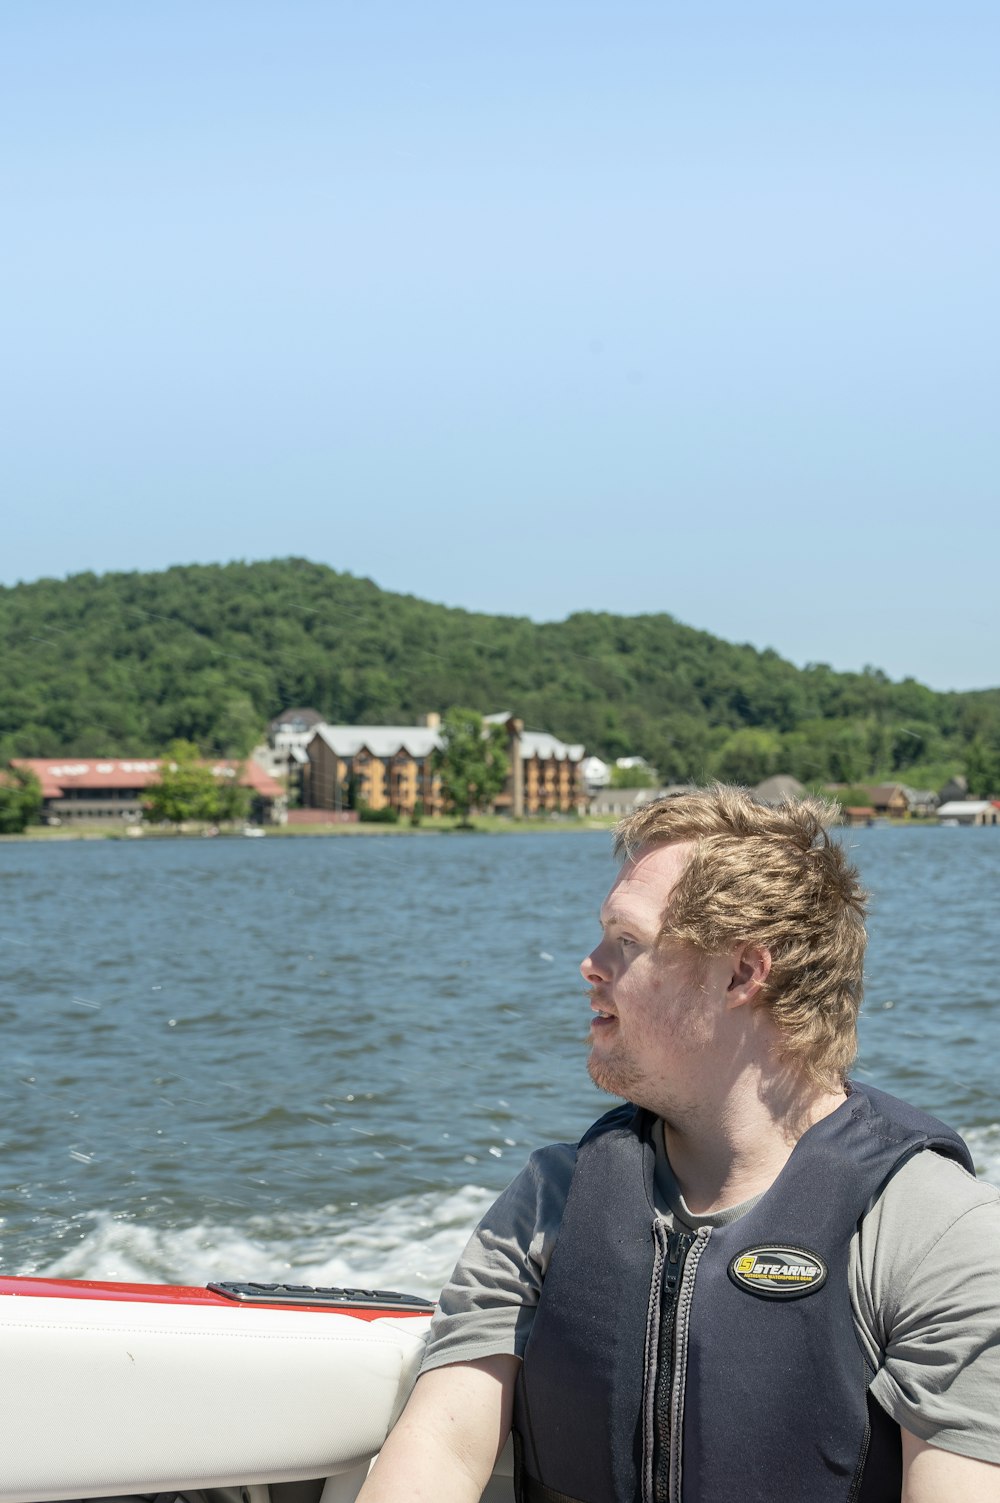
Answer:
[{"xmin": 0, "ymin": 1275, "xmax": 428, "ymax": 1320}]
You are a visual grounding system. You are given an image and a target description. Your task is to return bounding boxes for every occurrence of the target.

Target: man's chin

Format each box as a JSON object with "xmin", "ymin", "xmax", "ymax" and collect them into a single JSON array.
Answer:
[{"xmin": 587, "ymin": 1049, "xmax": 633, "ymax": 1099}]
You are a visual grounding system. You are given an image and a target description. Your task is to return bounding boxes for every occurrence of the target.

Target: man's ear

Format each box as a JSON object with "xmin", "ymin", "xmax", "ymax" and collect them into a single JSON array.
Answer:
[{"xmin": 726, "ymin": 945, "xmax": 772, "ymax": 1008}]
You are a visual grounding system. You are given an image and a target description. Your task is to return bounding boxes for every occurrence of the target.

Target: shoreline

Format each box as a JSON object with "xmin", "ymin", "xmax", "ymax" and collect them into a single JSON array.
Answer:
[
  {"xmin": 0, "ymin": 815, "xmax": 970, "ymax": 844},
  {"xmin": 0, "ymin": 815, "xmax": 620, "ymax": 843}
]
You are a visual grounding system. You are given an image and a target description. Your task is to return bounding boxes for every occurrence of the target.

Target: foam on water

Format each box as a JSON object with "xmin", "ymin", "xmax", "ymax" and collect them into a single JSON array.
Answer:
[
  {"xmin": 21, "ymin": 1184, "xmax": 497, "ymax": 1297},
  {"xmin": 964, "ymin": 1123, "xmax": 1000, "ymax": 1186},
  {"xmin": 11, "ymin": 1126, "xmax": 999, "ymax": 1296}
]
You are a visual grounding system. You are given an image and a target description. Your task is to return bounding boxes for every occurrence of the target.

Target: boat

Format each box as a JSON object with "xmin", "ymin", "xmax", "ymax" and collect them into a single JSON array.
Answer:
[{"xmin": 0, "ymin": 1273, "xmax": 515, "ymax": 1502}]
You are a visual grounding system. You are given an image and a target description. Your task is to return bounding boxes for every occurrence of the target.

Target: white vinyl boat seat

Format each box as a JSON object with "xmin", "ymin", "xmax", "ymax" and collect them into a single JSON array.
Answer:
[{"xmin": 0, "ymin": 1294, "xmax": 429, "ymax": 1503}]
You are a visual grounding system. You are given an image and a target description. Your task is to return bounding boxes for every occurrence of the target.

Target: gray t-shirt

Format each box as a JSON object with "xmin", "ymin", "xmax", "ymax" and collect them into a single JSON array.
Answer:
[{"xmin": 422, "ymin": 1123, "xmax": 1000, "ymax": 1464}]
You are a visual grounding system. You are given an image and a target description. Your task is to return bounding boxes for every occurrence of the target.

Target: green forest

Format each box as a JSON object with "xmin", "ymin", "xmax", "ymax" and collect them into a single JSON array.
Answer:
[{"xmin": 2, "ymin": 558, "xmax": 999, "ymax": 793}]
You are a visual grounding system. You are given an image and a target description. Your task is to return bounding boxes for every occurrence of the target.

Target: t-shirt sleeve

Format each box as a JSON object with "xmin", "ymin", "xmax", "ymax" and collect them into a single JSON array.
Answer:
[
  {"xmin": 419, "ymin": 1142, "xmax": 576, "ymax": 1373},
  {"xmin": 857, "ymin": 1151, "xmax": 1000, "ymax": 1464}
]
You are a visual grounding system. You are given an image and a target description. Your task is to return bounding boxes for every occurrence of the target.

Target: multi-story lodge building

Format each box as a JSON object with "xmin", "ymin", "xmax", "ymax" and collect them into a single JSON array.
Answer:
[
  {"xmin": 304, "ymin": 720, "xmax": 444, "ymax": 816},
  {"xmin": 484, "ymin": 715, "xmax": 585, "ymax": 817},
  {"xmin": 300, "ymin": 712, "xmax": 585, "ymax": 818}
]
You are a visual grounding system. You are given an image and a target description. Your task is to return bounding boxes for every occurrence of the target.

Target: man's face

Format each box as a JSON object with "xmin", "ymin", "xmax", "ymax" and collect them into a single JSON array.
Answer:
[{"xmin": 581, "ymin": 841, "xmax": 731, "ymax": 1113}]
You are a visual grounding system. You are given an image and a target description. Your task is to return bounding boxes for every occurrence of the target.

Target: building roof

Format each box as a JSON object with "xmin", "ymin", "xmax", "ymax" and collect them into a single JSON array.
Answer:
[
  {"xmin": 520, "ymin": 730, "xmax": 584, "ymax": 762},
  {"xmin": 581, "ymin": 756, "xmax": 610, "ymax": 786},
  {"xmin": 899, "ymin": 785, "xmax": 938, "ymax": 804},
  {"xmin": 589, "ymin": 785, "xmax": 694, "ymax": 814},
  {"xmin": 13, "ymin": 758, "xmax": 162, "ymax": 798},
  {"xmin": 753, "ymin": 775, "xmax": 807, "ymax": 805},
  {"xmin": 269, "ymin": 707, "xmax": 324, "ymax": 734},
  {"xmin": 232, "ymin": 760, "xmax": 285, "ymax": 796},
  {"xmin": 12, "ymin": 757, "xmax": 283, "ymax": 799},
  {"xmin": 589, "ymin": 787, "xmax": 655, "ymax": 814},
  {"xmin": 484, "ymin": 712, "xmax": 583, "ymax": 761},
  {"xmin": 311, "ymin": 720, "xmax": 584, "ymax": 763},
  {"xmin": 937, "ymin": 801, "xmax": 995, "ymax": 817},
  {"xmin": 310, "ymin": 725, "xmax": 443, "ymax": 759}
]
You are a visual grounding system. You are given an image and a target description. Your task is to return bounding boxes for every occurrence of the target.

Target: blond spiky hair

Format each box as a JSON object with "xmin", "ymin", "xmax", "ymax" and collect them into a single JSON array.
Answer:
[{"xmin": 614, "ymin": 784, "xmax": 868, "ymax": 1087}]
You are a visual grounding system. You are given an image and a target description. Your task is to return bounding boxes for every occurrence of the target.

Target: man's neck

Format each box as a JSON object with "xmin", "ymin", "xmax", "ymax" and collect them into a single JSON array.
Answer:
[{"xmin": 661, "ymin": 1077, "xmax": 848, "ymax": 1216}]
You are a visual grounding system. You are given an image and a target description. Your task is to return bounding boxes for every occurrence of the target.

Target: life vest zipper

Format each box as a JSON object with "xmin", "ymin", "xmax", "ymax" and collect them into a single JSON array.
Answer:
[{"xmin": 651, "ymin": 1227, "xmax": 695, "ymax": 1503}]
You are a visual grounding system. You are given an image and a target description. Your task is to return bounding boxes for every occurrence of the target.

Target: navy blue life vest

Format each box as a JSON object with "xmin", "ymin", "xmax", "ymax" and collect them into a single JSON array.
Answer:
[{"xmin": 512, "ymin": 1083, "xmax": 973, "ymax": 1503}]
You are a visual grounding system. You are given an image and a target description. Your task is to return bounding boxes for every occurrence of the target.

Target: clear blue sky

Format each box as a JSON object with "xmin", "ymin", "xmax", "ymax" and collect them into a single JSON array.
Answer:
[{"xmin": 3, "ymin": 2, "xmax": 997, "ymax": 690}]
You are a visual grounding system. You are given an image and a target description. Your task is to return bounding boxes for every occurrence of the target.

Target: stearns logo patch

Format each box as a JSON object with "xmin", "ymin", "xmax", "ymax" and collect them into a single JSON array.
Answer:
[{"xmin": 728, "ymin": 1245, "xmax": 828, "ymax": 1300}]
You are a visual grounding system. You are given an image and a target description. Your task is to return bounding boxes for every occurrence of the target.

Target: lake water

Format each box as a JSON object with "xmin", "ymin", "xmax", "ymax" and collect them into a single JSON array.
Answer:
[{"xmin": 1, "ymin": 827, "xmax": 998, "ymax": 1296}]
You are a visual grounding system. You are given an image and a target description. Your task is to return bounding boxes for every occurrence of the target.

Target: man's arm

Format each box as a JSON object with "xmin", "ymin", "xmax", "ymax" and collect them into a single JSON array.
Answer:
[
  {"xmin": 902, "ymin": 1432, "xmax": 1000, "ymax": 1503},
  {"xmin": 356, "ymin": 1354, "xmax": 519, "ymax": 1503}
]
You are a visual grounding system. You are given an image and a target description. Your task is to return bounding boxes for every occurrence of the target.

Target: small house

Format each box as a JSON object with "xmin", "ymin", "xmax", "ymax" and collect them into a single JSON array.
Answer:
[
  {"xmin": 937, "ymin": 801, "xmax": 999, "ymax": 827},
  {"xmin": 866, "ymin": 785, "xmax": 910, "ymax": 819}
]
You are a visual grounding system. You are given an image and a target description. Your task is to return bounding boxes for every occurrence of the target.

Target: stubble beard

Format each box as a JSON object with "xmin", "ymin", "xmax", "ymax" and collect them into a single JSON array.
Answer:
[
  {"xmin": 588, "ymin": 1040, "xmax": 702, "ymax": 1130},
  {"xmin": 587, "ymin": 1046, "xmax": 645, "ymax": 1101},
  {"xmin": 586, "ymin": 986, "xmax": 646, "ymax": 1101}
]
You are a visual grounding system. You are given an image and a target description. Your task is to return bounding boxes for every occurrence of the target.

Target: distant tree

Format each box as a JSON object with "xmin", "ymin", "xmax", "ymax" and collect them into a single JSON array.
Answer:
[
  {"xmin": 889, "ymin": 720, "xmax": 943, "ymax": 774},
  {"xmin": 865, "ymin": 719, "xmax": 892, "ymax": 777},
  {"xmin": 359, "ymin": 805, "xmax": 400, "ymax": 824},
  {"xmin": 609, "ymin": 762, "xmax": 657, "ymax": 789},
  {"xmin": 0, "ymin": 763, "xmax": 42, "ymax": 833},
  {"xmin": 965, "ymin": 738, "xmax": 1000, "ymax": 799},
  {"xmin": 781, "ymin": 719, "xmax": 868, "ymax": 785},
  {"xmin": 215, "ymin": 694, "xmax": 264, "ymax": 758},
  {"xmin": 214, "ymin": 765, "xmax": 253, "ymax": 824},
  {"xmin": 829, "ymin": 785, "xmax": 877, "ymax": 811},
  {"xmin": 144, "ymin": 740, "xmax": 221, "ymax": 825},
  {"xmin": 711, "ymin": 728, "xmax": 783, "ymax": 785},
  {"xmin": 644, "ymin": 717, "xmax": 712, "ymax": 784},
  {"xmin": 433, "ymin": 708, "xmax": 509, "ymax": 825}
]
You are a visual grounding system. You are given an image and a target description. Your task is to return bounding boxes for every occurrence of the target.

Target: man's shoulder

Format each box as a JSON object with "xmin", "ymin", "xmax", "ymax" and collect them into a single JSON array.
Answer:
[
  {"xmin": 478, "ymin": 1139, "xmax": 578, "ymax": 1234},
  {"xmin": 520, "ymin": 1139, "xmax": 578, "ymax": 1190},
  {"xmin": 859, "ymin": 1150, "xmax": 1000, "ymax": 1462},
  {"xmin": 856, "ymin": 1145, "xmax": 1000, "ymax": 1340},
  {"xmin": 873, "ymin": 1145, "xmax": 999, "ymax": 1233}
]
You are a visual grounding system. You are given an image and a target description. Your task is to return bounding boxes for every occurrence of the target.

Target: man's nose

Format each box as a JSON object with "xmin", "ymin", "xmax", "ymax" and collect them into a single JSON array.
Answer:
[{"xmin": 580, "ymin": 941, "xmax": 609, "ymax": 984}]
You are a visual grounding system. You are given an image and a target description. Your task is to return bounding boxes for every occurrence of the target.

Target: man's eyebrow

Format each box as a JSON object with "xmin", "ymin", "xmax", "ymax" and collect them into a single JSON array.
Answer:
[{"xmin": 600, "ymin": 910, "xmax": 647, "ymax": 933}]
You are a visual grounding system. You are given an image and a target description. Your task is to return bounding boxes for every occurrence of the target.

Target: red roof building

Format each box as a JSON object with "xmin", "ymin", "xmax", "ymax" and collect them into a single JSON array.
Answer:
[{"xmin": 12, "ymin": 758, "xmax": 285, "ymax": 825}]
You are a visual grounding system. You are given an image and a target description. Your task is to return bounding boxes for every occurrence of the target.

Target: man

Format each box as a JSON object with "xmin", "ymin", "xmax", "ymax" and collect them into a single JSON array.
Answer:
[{"xmin": 358, "ymin": 788, "xmax": 1000, "ymax": 1502}]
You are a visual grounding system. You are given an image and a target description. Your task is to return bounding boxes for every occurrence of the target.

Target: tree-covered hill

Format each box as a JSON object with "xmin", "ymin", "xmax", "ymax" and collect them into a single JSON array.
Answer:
[{"xmin": 2, "ymin": 558, "xmax": 998, "ymax": 790}]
